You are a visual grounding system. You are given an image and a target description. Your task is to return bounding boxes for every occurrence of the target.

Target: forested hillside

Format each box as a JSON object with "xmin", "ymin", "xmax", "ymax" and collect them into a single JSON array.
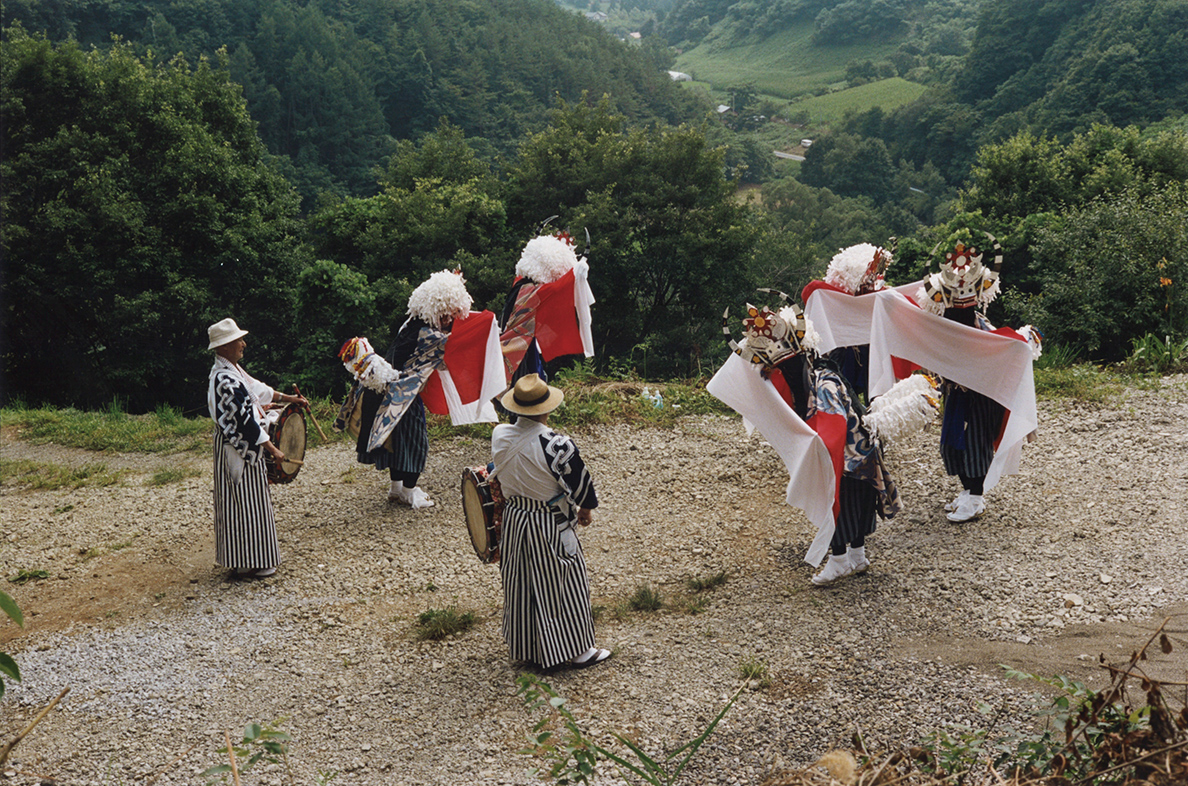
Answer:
[
  {"xmin": 3, "ymin": 0, "xmax": 1187, "ymax": 414},
  {"xmin": 2, "ymin": 0, "xmax": 703, "ymax": 205}
]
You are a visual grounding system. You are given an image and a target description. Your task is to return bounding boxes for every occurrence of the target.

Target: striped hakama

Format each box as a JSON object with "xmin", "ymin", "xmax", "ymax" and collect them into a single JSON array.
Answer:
[
  {"xmin": 833, "ymin": 475, "xmax": 877, "ymax": 551},
  {"xmin": 357, "ymin": 395, "xmax": 429, "ymax": 476},
  {"xmin": 500, "ymin": 497, "xmax": 595, "ymax": 668},
  {"xmin": 212, "ymin": 430, "xmax": 280, "ymax": 569},
  {"xmin": 940, "ymin": 385, "xmax": 1005, "ymax": 478}
]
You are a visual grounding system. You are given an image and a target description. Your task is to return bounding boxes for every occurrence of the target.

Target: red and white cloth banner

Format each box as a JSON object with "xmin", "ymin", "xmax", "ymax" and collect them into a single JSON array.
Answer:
[
  {"xmin": 706, "ymin": 353, "xmax": 837, "ymax": 566},
  {"xmin": 500, "ymin": 260, "xmax": 595, "ymax": 380},
  {"xmin": 868, "ymin": 289, "xmax": 1037, "ymax": 492},
  {"xmin": 421, "ymin": 310, "xmax": 505, "ymax": 425}
]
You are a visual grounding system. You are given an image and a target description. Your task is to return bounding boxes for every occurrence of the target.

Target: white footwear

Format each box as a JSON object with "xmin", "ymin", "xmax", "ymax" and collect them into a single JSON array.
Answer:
[
  {"xmin": 944, "ymin": 489, "xmax": 969, "ymax": 512},
  {"xmin": 388, "ymin": 480, "xmax": 405, "ymax": 502},
  {"xmin": 407, "ymin": 486, "xmax": 434, "ymax": 509},
  {"xmin": 812, "ymin": 554, "xmax": 854, "ymax": 586},
  {"xmin": 848, "ymin": 546, "xmax": 870, "ymax": 574},
  {"xmin": 946, "ymin": 494, "xmax": 985, "ymax": 522}
]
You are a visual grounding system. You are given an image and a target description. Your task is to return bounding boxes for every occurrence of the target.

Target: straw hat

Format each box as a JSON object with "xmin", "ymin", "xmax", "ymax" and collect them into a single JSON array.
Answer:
[
  {"xmin": 207, "ymin": 318, "xmax": 248, "ymax": 350},
  {"xmin": 500, "ymin": 375, "xmax": 564, "ymax": 417}
]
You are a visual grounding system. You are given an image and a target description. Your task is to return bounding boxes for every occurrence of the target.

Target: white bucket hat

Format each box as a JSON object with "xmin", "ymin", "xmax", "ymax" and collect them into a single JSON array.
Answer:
[{"xmin": 207, "ymin": 318, "xmax": 248, "ymax": 350}]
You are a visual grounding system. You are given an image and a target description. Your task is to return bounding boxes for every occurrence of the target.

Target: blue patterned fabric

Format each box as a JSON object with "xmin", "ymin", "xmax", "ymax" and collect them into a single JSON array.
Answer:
[{"xmin": 366, "ymin": 325, "xmax": 448, "ymax": 452}]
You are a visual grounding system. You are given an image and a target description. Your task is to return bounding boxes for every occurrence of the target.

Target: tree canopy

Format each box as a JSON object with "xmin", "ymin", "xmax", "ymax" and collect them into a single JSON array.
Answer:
[{"xmin": 1, "ymin": 29, "xmax": 308, "ymax": 411}]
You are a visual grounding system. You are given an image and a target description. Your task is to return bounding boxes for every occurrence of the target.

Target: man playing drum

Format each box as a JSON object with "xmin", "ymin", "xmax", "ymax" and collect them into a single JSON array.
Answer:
[
  {"xmin": 493, "ymin": 375, "xmax": 611, "ymax": 670},
  {"xmin": 207, "ymin": 318, "xmax": 308, "ymax": 579}
]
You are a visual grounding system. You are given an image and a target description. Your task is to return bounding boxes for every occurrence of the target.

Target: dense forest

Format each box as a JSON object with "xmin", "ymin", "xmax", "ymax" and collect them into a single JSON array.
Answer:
[
  {"xmin": 2, "ymin": 0, "xmax": 1187, "ymax": 414},
  {"xmin": 2, "ymin": 0, "xmax": 702, "ymax": 205}
]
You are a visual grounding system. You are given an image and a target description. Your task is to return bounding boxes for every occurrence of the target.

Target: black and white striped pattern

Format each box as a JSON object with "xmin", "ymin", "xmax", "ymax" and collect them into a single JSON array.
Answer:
[
  {"xmin": 940, "ymin": 387, "xmax": 1006, "ymax": 478},
  {"xmin": 212, "ymin": 431, "xmax": 280, "ymax": 569},
  {"xmin": 500, "ymin": 496, "xmax": 595, "ymax": 668},
  {"xmin": 832, "ymin": 476, "xmax": 877, "ymax": 552},
  {"xmin": 364, "ymin": 396, "xmax": 429, "ymax": 476}
]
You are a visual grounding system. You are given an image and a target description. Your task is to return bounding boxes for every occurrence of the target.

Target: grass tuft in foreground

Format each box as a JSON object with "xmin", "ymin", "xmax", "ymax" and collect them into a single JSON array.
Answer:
[
  {"xmin": 0, "ymin": 459, "xmax": 128, "ymax": 490},
  {"xmin": 413, "ymin": 606, "xmax": 477, "ymax": 640}
]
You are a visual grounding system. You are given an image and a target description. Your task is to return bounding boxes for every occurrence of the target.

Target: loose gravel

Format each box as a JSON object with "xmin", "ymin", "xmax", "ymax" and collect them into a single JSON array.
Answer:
[{"xmin": 1, "ymin": 376, "xmax": 1186, "ymax": 785}]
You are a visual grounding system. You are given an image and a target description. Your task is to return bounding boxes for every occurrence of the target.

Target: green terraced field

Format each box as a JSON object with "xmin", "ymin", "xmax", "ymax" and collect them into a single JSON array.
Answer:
[
  {"xmin": 673, "ymin": 21, "xmax": 901, "ymax": 98},
  {"xmin": 790, "ymin": 78, "xmax": 929, "ymax": 124}
]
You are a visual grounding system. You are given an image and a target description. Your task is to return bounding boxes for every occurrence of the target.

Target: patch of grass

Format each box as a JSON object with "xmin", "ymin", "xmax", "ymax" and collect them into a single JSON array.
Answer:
[
  {"xmin": 52, "ymin": 504, "xmax": 75, "ymax": 515},
  {"xmin": 7, "ymin": 569, "xmax": 51, "ymax": 585},
  {"xmin": 738, "ymin": 656, "xmax": 772, "ymax": 688},
  {"xmin": 1, "ymin": 402, "xmax": 210, "ymax": 453},
  {"xmin": 788, "ymin": 78, "xmax": 928, "ymax": 124},
  {"xmin": 684, "ymin": 596, "xmax": 710, "ymax": 615},
  {"xmin": 686, "ymin": 570, "xmax": 729, "ymax": 593},
  {"xmin": 1033, "ymin": 364, "xmax": 1127, "ymax": 403},
  {"xmin": 426, "ymin": 418, "xmax": 494, "ymax": 441},
  {"xmin": 413, "ymin": 606, "xmax": 477, "ymax": 640},
  {"xmin": 1, "ymin": 458, "xmax": 128, "ymax": 490},
  {"xmin": 627, "ymin": 583, "xmax": 664, "ymax": 613},
  {"xmin": 147, "ymin": 466, "xmax": 201, "ymax": 486}
]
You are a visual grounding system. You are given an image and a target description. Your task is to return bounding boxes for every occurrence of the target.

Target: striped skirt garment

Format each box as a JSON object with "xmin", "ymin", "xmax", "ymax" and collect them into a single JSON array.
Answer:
[
  {"xmin": 500, "ymin": 497, "xmax": 595, "ymax": 669},
  {"xmin": 940, "ymin": 387, "xmax": 1006, "ymax": 478},
  {"xmin": 833, "ymin": 475, "xmax": 877, "ymax": 550},
  {"xmin": 360, "ymin": 397, "xmax": 429, "ymax": 477},
  {"xmin": 213, "ymin": 431, "xmax": 280, "ymax": 569}
]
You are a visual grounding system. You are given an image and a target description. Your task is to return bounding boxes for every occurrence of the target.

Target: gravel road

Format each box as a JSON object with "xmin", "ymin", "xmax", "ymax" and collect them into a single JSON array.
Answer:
[{"xmin": 2, "ymin": 376, "xmax": 1186, "ymax": 785}]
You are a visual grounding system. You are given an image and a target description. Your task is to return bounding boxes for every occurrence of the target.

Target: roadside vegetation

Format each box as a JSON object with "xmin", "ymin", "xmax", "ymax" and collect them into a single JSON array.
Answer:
[{"xmin": 2, "ymin": 341, "xmax": 1183, "ymax": 458}]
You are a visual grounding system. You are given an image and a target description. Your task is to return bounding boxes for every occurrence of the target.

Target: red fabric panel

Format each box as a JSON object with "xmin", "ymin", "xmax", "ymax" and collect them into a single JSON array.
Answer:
[
  {"xmin": 444, "ymin": 310, "xmax": 495, "ymax": 402},
  {"xmin": 532, "ymin": 270, "xmax": 584, "ymax": 361},
  {"xmin": 422, "ymin": 310, "xmax": 496, "ymax": 416},
  {"xmin": 991, "ymin": 326, "xmax": 1026, "ymax": 342},
  {"xmin": 801, "ymin": 279, "xmax": 850, "ymax": 302},
  {"xmin": 768, "ymin": 368, "xmax": 794, "ymax": 409},
  {"xmin": 421, "ymin": 373, "xmax": 447, "ymax": 415},
  {"xmin": 808, "ymin": 410, "xmax": 847, "ymax": 519},
  {"xmin": 891, "ymin": 356, "xmax": 921, "ymax": 380}
]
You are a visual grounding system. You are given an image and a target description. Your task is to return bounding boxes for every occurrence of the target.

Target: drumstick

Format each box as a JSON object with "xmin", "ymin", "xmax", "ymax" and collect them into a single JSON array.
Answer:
[
  {"xmin": 293, "ymin": 384, "xmax": 329, "ymax": 442},
  {"xmin": 281, "ymin": 459, "xmax": 304, "ymax": 467}
]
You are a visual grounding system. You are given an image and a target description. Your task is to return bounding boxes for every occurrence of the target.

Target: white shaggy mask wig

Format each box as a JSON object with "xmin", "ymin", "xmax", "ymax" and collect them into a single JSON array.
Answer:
[
  {"xmin": 516, "ymin": 235, "xmax": 579, "ymax": 284},
  {"xmin": 824, "ymin": 243, "xmax": 891, "ymax": 295},
  {"xmin": 407, "ymin": 270, "xmax": 473, "ymax": 328}
]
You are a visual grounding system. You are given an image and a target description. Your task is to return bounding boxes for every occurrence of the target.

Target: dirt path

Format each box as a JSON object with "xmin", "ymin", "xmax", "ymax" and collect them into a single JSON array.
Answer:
[{"xmin": 2, "ymin": 379, "xmax": 1186, "ymax": 784}]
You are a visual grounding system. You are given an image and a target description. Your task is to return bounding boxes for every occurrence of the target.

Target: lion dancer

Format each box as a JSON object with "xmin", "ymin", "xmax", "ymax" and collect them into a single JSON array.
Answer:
[
  {"xmin": 707, "ymin": 294, "xmax": 937, "ymax": 585},
  {"xmin": 340, "ymin": 270, "xmax": 502, "ymax": 508},
  {"xmin": 801, "ymin": 242, "xmax": 896, "ymax": 400},
  {"xmin": 498, "ymin": 226, "xmax": 595, "ymax": 394},
  {"xmin": 868, "ymin": 230, "xmax": 1041, "ymax": 524}
]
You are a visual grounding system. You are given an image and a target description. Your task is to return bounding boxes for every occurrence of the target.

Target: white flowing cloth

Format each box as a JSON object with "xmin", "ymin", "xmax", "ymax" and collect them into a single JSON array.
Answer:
[
  {"xmin": 803, "ymin": 279, "xmax": 925, "ymax": 354},
  {"xmin": 868, "ymin": 289, "xmax": 1037, "ymax": 493},
  {"xmin": 574, "ymin": 259, "xmax": 596, "ymax": 358},
  {"xmin": 706, "ymin": 353, "xmax": 836, "ymax": 566}
]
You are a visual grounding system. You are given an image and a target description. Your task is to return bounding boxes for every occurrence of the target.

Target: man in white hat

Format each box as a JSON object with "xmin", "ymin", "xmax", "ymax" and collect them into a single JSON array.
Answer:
[
  {"xmin": 492, "ymin": 374, "xmax": 610, "ymax": 670},
  {"xmin": 207, "ymin": 318, "xmax": 307, "ymax": 578}
]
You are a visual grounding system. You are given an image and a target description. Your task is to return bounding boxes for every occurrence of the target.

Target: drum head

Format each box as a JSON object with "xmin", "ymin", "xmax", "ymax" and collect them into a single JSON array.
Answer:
[
  {"xmin": 461, "ymin": 469, "xmax": 493, "ymax": 561},
  {"xmin": 270, "ymin": 407, "xmax": 306, "ymax": 483}
]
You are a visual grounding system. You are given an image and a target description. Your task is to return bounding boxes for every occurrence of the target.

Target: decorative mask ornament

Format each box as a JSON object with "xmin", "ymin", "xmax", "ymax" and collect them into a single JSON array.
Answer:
[
  {"xmin": 919, "ymin": 229, "xmax": 1002, "ymax": 315},
  {"xmin": 722, "ymin": 289, "xmax": 815, "ymax": 368},
  {"xmin": 824, "ymin": 241, "xmax": 895, "ymax": 295}
]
